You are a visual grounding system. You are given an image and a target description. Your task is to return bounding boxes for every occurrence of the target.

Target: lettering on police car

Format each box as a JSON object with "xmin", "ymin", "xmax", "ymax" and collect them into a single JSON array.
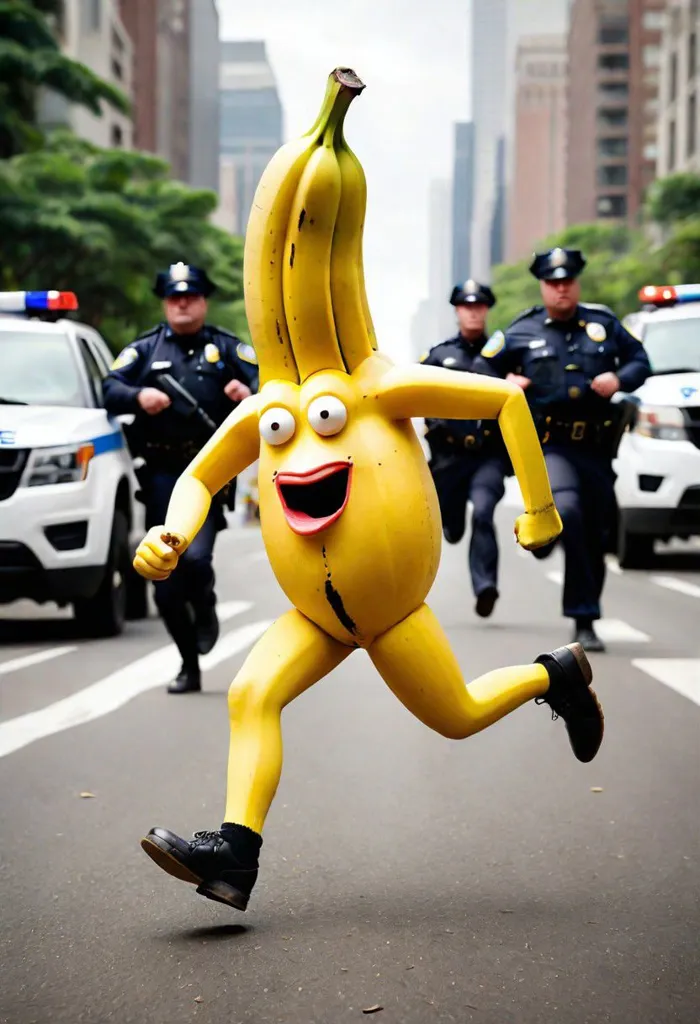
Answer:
[
  {"xmin": 681, "ymin": 386, "xmax": 698, "ymax": 399},
  {"xmin": 586, "ymin": 322, "xmax": 607, "ymax": 343},
  {"xmin": 205, "ymin": 343, "xmax": 221, "ymax": 364},
  {"xmin": 480, "ymin": 331, "xmax": 505, "ymax": 358},
  {"xmin": 0, "ymin": 430, "xmax": 17, "ymax": 446},
  {"xmin": 111, "ymin": 347, "xmax": 139, "ymax": 371}
]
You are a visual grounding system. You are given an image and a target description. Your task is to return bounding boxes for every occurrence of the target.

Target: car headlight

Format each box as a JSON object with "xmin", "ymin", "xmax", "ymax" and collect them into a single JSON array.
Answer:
[
  {"xmin": 635, "ymin": 404, "xmax": 688, "ymax": 442},
  {"xmin": 25, "ymin": 443, "xmax": 95, "ymax": 486}
]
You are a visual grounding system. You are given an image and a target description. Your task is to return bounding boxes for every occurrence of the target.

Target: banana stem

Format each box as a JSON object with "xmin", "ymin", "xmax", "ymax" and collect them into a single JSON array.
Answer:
[{"xmin": 304, "ymin": 68, "xmax": 365, "ymax": 147}]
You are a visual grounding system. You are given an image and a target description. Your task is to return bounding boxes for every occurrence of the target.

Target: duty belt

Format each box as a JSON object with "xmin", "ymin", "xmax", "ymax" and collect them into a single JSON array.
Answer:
[{"xmin": 538, "ymin": 417, "xmax": 614, "ymax": 446}]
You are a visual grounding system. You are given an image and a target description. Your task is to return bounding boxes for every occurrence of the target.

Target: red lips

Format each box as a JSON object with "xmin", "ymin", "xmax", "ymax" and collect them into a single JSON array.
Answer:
[{"xmin": 275, "ymin": 462, "xmax": 353, "ymax": 536}]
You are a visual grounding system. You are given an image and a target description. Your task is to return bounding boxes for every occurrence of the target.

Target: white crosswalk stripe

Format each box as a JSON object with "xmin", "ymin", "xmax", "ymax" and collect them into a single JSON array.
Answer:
[
  {"xmin": 652, "ymin": 576, "xmax": 700, "ymax": 599},
  {"xmin": 633, "ymin": 659, "xmax": 700, "ymax": 708},
  {"xmin": 0, "ymin": 646, "xmax": 77, "ymax": 677}
]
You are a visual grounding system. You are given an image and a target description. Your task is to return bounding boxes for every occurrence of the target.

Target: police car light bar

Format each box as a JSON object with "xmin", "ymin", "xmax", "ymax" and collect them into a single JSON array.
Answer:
[
  {"xmin": 639, "ymin": 284, "xmax": 700, "ymax": 306},
  {"xmin": 0, "ymin": 290, "xmax": 78, "ymax": 313}
]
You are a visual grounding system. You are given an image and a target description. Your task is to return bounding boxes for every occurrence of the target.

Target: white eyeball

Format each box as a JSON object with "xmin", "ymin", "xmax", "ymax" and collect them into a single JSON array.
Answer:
[
  {"xmin": 307, "ymin": 396, "xmax": 348, "ymax": 437},
  {"xmin": 259, "ymin": 407, "xmax": 296, "ymax": 446}
]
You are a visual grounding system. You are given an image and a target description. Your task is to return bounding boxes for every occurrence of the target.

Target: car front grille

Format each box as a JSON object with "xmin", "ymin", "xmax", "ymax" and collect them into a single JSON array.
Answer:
[{"xmin": 0, "ymin": 448, "xmax": 29, "ymax": 501}]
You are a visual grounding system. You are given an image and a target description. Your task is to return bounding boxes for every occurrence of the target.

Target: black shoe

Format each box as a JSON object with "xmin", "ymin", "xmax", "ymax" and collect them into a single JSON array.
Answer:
[
  {"xmin": 574, "ymin": 622, "xmax": 606, "ymax": 653},
  {"xmin": 531, "ymin": 540, "xmax": 557, "ymax": 561},
  {"xmin": 141, "ymin": 826, "xmax": 261, "ymax": 910},
  {"xmin": 442, "ymin": 523, "xmax": 465, "ymax": 545},
  {"xmin": 535, "ymin": 643, "xmax": 604, "ymax": 763},
  {"xmin": 195, "ymin": 604, "xmax": 219, "ymax": 655},
  {"xmin": 475, "ymin": 586, "xmax": 499, "ymax": 618},
  {"xmin": 167, "ymin": 664, "xmax": 201, "ymax": 694}
]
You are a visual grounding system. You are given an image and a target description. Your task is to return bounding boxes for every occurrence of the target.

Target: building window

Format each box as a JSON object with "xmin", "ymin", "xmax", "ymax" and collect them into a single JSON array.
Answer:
[
  {"xmin": 111, "ymin": 124, "xmax": 123, "ymax": 148},
  {"xmin": 669, "ymin": 118, "xmax": 677, "ymax": 170},
  {"xmin": 643, "ymin": 45, "xmax": 661, "ymax": 68},
  {"xmin": 599, "ymin": 82, "xmax": 629, "ymax": 101},
  {"xmin": 643, "ymin": 142, "xmax": 658, "ymax": 161},
  {"xmin": 599, "ymin": 107, "xmax": 629, "ymax": 129},
  {"xmin": 598, "ymin": 164, "xmax": 628, "ymax": 186},
  {"xmin": 598, "ymin": 136, "xmax": 629, "ymax": 158},
  {"xmin": 599, "ymin": 53, "xmax": 630, "ymax": 72},
  {"xmin": 81, "ymin": 0, "xmax": 100, "ymax": 32},
  {"xmin": 688, "ymin": 93, "xmax": 697, "ymax": 156},
  {"xmin": 597, "ymin": 195, "xmax": 627, "ymax": 218},
  {"xmin": 598, "ymin": 19, "xmax": 629, "ymax": 46},
  {"xmin": 690, "ymin": 33, "xmax": 697, "ymax": 79},
  {"xmin": 111, "ymin": 58, "xmax": 123, "ymax": 81},
  {"xmin": 643, "ymin": 11, "xmax": 665, "ymax": 31},
  {"xmin": 670, "ymin": 52, "xmax": 678, "ymax": 102}
]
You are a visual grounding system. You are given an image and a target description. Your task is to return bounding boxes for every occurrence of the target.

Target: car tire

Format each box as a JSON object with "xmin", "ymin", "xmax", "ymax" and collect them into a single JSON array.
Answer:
[
  {"xmin": 125, "ymin": 566, "xmax": 149, "ymax": 621},
  {"xmin": 73, "ymin": 510, "xmax": 129, "ymax": 637},
  {"xmin": 617, "ymin": 526, "xmax": 655, "ymax": 569}
]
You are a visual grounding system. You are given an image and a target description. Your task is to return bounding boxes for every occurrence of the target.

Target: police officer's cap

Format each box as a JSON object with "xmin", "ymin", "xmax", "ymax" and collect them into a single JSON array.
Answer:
[
  {"xmin": 449, "ymin": 279, "xmax": 496, "ymax": 308},
  {"xmin": 529, "ymin": 248, "xmax": 586, "ymax": 281},
  {"xmin": 153, "ymin": 262, "xmax": 217, "ymax": 299}
]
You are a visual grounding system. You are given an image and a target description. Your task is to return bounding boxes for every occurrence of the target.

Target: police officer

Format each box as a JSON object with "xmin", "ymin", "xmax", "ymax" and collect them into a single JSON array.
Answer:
[
  {"xmin": 421, "ymin": 280, "xmax": 508, "ymax": 619},
  {"xmin": 103, "ymin": 262, "xmax": 258, "ymax": 692},
  {"xmin": 479, "ymin": 248, "xmax": 651, "ymax": 651}
]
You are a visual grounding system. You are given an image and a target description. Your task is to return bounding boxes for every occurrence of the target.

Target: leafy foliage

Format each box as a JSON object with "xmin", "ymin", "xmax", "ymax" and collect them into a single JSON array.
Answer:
[{"xmin": 645, "ymin": 173, "xmax": 700, "ymax": 227}]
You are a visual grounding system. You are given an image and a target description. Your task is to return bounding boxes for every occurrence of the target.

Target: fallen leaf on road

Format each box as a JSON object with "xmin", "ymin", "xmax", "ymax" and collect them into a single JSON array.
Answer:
[
  {"xmin": 194, "ymin": 996, "xmax": 203, "ymax": 1003},
  {"xmin": 590, "ymin": 787, "xmax": 604, "ymax": 793},
  {"xmin": 362, "ymin": 1007, "xmax": 383, "ymax": 1015},
  {"xmin": 79, "ymin": 792, "xmax": 96, "ymax": 799},
  {"xmin": 499, "ymin": 909, "xmax": 514, "ymax": 914}
]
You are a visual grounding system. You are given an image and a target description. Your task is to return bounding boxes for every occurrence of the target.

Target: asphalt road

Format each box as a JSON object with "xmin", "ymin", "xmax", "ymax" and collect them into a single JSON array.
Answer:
[{"xmin": 1, "ymin": 494, "xmax": 699, "ymax": 1024}]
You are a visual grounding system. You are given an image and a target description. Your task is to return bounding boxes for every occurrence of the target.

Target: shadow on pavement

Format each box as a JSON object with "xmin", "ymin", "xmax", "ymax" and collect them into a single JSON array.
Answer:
[{"xmin": 175, "ymin": 924, "xmax": 249, "ymax": 942}]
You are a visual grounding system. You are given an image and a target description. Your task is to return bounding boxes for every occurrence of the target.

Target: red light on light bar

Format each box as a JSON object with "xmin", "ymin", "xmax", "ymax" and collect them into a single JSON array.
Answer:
[
  {"xmin": 47, "ymin": 291, "xmax": 78, "ymax": 311},
  {"xmin": 638, "ymin": 285, "xmax": 677, "ymax": 305}
]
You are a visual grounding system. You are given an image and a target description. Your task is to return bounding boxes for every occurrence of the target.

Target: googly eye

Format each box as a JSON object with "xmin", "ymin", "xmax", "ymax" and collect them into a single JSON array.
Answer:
[
  {"xmin": 259, "ymin": 407, "xmax": 296, "ymax": 446},
  {"xmin": 307, "ymin": 396, "xmax": 348, "ymax": 437}
]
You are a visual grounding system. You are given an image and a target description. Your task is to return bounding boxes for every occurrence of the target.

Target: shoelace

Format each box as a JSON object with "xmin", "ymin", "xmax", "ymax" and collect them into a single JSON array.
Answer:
[{"xmin": 191, "ymin": 830, "xmax": 223, "ymax": 847}]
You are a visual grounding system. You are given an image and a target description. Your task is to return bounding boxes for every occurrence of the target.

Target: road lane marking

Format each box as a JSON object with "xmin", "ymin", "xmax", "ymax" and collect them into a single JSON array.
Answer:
[
  {"xmin": 633, "ymin": 659, "xmax": 700, "ymax": 708},
  {"xmin": 652, "ymin": 576, "xmax": 700, "ymax": 599},
  {"xmin": 0, "ymin": 618, "xmax": 271, "ymax": 760},
  {"xmin": 606, "ymin": 556, "xmax": 623, "ymax": 575},
  {"xmin": 0, "ymin": 646, "xmax": 78, "ymax": 677},
  {"xmin": 217, "ymin": 600, "xmax": 254, "ymax": 620},
  {"xmin": 596, "ymin": 620, "xmax": 650, "ymax": 643},
  {"xmin": 546, "ymin": 570, "xmax": 564, "ymax": 585}
]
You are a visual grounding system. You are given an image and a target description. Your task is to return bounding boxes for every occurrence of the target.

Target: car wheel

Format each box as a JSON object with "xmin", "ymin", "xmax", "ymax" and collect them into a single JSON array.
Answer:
[
  {"xmin": 73, "ymin": 510, "xmax": 129, "ymax": 637},
  {"xmin": 617, "ymin": 527, "xmax": 655, "ymax": 570}
]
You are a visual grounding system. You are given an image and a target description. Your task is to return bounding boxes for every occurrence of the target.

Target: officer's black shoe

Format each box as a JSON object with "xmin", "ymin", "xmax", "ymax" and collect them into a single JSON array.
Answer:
[
  {"xmin": 574, "ymin": 620, "xmax": 606, "ymax": 653},
  {"xmin": 195, "ymin": 604, "xmax": 219, "ymax": 655},
  {"xmin": 535, "ymin": 643, "xmax": 604, "ymax": 763},
  {"xmin": 140, "ymin": 826, "xmax": 261, "ymax": 911},
  {"xmin": 531, "ymin": 540, "xmax": 557, "ymax": 561},
  {"xmin": 475, "ymin": 586, "xmax": 499, "ymax": 618},
  {"xmin": 442, "ymin": 523, "xmax": 465, "ymax": 545},
  {"xmin": 167, "ymin": 663, "xmax": 201, "ymax": 694}
]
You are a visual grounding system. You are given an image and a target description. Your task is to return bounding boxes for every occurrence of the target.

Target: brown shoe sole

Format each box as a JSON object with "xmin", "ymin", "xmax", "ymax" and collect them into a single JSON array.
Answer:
[
  {"xmin": 565, "ymin": 642, "xmax": 605, "ymax": 759},
  {"xmin": 141, "ymin": 835, "xmax": 202, "ymax": 885}
]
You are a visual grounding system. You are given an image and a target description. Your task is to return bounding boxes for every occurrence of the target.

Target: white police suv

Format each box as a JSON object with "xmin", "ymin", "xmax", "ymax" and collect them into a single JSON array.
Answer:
[
  {"xmin": 0, "ymin": 290, "xmax": 146, "ymax": 635},
  {"xmin": 615, "ymin": 284, "xmax": 700, "ymax": 568}
]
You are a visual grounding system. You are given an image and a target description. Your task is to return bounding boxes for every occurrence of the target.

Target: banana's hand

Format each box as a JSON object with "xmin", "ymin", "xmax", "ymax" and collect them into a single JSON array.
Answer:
[
  {"xmin": 133, "ymin": 527, "xmax": 185, "ymax": 581},
  {"xmin": 514, "ymin": 504, "xmax": 563, "ymax": 551}
]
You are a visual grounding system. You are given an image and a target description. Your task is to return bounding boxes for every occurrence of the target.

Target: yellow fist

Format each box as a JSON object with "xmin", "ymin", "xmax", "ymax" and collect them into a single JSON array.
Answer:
[
  {"xmin": 514, "ymin": 506, "xmax": 563, "ymax": 551},
  {"xmin": 133, "ymin": 527, "xmax": 185, "ymax": 581}
]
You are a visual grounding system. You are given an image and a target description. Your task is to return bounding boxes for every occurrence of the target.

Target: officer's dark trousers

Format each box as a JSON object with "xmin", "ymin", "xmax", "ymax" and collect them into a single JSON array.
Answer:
[
  {"xmin": 431, "ymin": 455, "xmax": 506, "ymax": 597},
  {"xmin": 544, "ymin": 448, "xmax": 617, "ymax": 621},
  {"xmin": 146, "ymin": 471, "xmax": 220, "ymax": 667}
]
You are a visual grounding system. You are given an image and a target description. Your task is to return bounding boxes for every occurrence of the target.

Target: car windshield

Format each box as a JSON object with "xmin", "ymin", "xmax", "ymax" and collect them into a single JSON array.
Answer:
[
  {"xmin": 642, "ymin": 317, "xmax": 700, "ymax": 374},
  {"xmin": 0, "ymin": 330, "xmax": 88, "ymax": 407}
]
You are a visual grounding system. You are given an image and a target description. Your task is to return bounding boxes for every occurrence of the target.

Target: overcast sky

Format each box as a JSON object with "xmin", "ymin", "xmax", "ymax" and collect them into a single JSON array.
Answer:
[{"xmin": 218, "ymin": 1, "xmax": 570, "ymax": 362}]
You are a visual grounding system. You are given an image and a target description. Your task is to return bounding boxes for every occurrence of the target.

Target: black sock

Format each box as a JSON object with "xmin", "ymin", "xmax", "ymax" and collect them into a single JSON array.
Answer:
[
  {"xmin": 576, "ymin": 618, "xmax": 593, "ymax": 631},
  {"xmin": 220, "ymin": 822, "xmax": 263, "ymax": 861}
]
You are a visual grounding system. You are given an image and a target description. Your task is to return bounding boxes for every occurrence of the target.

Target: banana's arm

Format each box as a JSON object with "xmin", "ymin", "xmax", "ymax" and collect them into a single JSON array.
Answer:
[
  {"xmin": 375, "ymin": 365, "xmax": 553, "ymax": 514},
  {"xmin": 163, "ymin": 395, "xmax": 261, "ymax": 547}
]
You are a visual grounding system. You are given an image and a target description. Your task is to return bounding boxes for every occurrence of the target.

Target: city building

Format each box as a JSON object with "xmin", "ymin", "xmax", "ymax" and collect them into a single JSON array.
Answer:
[
  {"xmin": 156, "ymin": 0, "xmax": 190, "ymax": 181},
  {"xmin": 508, "ymin": 35, "xmax": 568, "ymax": 262},
  {"xmin": 217, "ymin": 41, "xmax": 284, "ymax": 236},
  {"xmin": 188, "ymin": 0, "xmax": 219, "ymax": 192},
  {"xmin": 657, "ymin": 0, "xmax": 700, "ymax": 175},
  {"xmin": 118, "ymin": 0, "xmax": 157, "ymax": 152},
  {"xmin": 469, "ymin": 0, "xmax": 509, "ymax": 279},
  {"xmin": 39, "ymin": 0, "xmax": 133, "ymax": 149},
  {"xmin": 451, "ymin": 122, "xmax": 475, "ymax": 285},
  {"xmin": 566, "ymin": 0, "xmax": 666, "ymax": 226},
  {"xmin": 409, "ymin": 178, "xmax": 457, "ymax": 360}
]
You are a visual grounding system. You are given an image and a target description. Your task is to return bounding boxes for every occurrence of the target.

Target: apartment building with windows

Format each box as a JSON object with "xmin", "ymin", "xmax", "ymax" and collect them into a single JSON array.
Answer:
[{"xmin": 657, "ymin": 0, "xmax": 700, "ymax": 175}]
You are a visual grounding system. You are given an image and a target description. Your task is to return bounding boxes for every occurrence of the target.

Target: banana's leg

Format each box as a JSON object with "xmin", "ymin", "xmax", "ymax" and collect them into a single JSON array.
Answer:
[
  {"xmin": 225, "ymin": 609, "xmax": 352, "ymax": 833},
  {"xmin": 368, "ymin": 604, "xmax": 548, "ymax": 739}
]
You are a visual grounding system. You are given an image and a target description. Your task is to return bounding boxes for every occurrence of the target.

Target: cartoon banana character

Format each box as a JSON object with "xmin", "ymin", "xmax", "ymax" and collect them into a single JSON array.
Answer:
[{"xmin": 134, "ymin": 69, "xmax": 604, "ymax": 913}]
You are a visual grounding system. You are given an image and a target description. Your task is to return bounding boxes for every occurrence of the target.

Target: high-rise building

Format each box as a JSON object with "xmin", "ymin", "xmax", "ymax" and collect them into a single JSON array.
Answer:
[
  {"xmin": 156, "ymin": 0, "xmax": 190, "ymax": 182},
  {"xmin": 188, "ymin": 0, "xmax": 219, "ymax": 192},
  {"xmin": 217, "ymin": 41, "xmax": 283, "ymax": 236},
  {"xmin": 469, "ymin": 0, "xmax": 509, "ymax": 279},
  {"xmin": 118, "ymin": 0, "xmax": 158, "ymax": 152},
  {"xmin": 409, "ymin": 178, "xmax": 456, "ymax": 358},
  {"xmin": 451, "ymin": 122, "xmax": 475, "ymax": 285},
  {"xmin": 566, "ymin": 0, "xmax": 665, "ymax": 226},
  {"xmin": 508, "ymin": 35, "xmax": 568, "ymax": 261},
  {"xmin": 39, "ymin": 0, "xmax": 133, "ymax": 149},
  {"xmin": 657, "ymin": 0, "xmax": 700, "ymax": 176}
]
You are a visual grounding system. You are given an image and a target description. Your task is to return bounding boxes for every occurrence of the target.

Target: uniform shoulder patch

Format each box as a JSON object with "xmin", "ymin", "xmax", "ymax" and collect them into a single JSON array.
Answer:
[
  {"xmin": 236, "ymin": 341, "xmax": 257, "ymax": 365},
  {"xmin": 480, "ymin": 330, "xmax": 505, "ymax": 358},
  {"xmin": 111, "ymin": 346, "xmax": 140, "ymax": 371}
]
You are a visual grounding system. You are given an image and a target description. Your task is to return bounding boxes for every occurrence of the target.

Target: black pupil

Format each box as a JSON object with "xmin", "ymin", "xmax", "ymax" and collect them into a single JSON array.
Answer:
[
  {"xmin": 271, "ymin": 422, "xmax": 280, "ymax": 431},
  {"xmin": 320, "ymin": 409, "xmax": 330, "ymax": 419}
]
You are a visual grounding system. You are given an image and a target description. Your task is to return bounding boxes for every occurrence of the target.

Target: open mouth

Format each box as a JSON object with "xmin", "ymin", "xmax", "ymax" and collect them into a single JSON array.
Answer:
[{"xmin": 275, "ymin": 462, "xmax": 352, "ymax": 536}]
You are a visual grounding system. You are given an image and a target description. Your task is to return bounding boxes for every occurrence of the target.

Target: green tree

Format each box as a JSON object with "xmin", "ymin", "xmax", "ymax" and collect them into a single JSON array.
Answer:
[
  {"xmin": 0, "ymin": 132, "xmax": 246, "ymax": 351},
  {"xmin": 645, "ymin": 172, "xmax": 700, "ymax": 227},
  {"xmin": 0, "ymin": 0, "xmax": 129, "ymax": 158}
]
